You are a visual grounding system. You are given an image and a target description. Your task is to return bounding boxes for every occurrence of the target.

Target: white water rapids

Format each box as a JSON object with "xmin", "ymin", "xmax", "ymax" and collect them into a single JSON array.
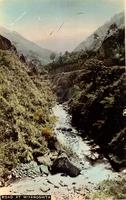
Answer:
[
  {"xmin": 0, "ymin": 104, "xmax": 118, "ymax": 197},
  {"xmin": 53, "ymin": 104, "xmax": 116, "ymax": 183}
]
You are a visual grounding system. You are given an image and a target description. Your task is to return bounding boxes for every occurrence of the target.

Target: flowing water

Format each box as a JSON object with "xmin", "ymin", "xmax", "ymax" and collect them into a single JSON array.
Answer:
[
  {"xmin": 0, "ymin": 104, "xmax": 118, "ymax": 197},
  {"xmin": 53, "ymin": 104, "xmax": 117, "ymax": 183}
]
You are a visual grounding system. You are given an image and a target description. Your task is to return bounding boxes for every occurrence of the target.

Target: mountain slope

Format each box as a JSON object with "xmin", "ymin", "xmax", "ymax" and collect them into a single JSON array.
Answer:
[
  {"xmin": 74, "ymin": 12, "xmax": 124, "ymax": 52},
  {"xmin": 0, "ymin": 35, "xmax": 56, "ymax": 180},
  {"xmin": 47, "ymin": 11, "xmax": 125, "ymax": 170},
  {"xmin": 0, "ymin": 27, "xmax": 54, "ymax": 65}
]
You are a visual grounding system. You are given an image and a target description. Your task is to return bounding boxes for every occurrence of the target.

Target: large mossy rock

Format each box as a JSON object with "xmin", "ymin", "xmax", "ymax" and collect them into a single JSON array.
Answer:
[{"xmin": 51, "ymin": 157, "xmax": 80, "ymax": 177}]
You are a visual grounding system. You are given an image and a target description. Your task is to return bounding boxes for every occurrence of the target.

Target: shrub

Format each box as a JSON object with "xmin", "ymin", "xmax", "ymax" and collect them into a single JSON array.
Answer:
[
  {"xmin": 50, "ymin": 53, "xmax": 56, "ymax": 62},
  {"xmin": 18, "ymin": 146, "xmax": 33, "ymax": 163},
  {"xmin": 91, "ymin": 177, "xmax": 126, "ymax": 199},
  {"xmin": 41, "ymin": 127, "xmax": 53, "ymax": 139},
  {"xmin": 34, "ymin": 108, "xmax": 45, "ymax": 124}
]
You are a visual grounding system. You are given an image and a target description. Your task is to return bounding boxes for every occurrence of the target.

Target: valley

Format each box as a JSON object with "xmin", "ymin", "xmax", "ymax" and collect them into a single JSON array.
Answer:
[
  {"xmin": 0, "ymin": 10, "xmax": 125, "ymax": 200},
  {"xmin": 0, "ymin": 104, "xmax": 119, "ymax": 199}
]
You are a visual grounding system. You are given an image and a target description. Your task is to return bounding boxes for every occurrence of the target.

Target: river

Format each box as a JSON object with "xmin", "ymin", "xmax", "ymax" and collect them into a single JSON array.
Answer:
[
  {"xmin": 53, "ymin": 104, "xmax": 116, "ymax": 183},
  {"xmin": 0, "ymin": 104, "xmax": 118, "ymax": 198}
]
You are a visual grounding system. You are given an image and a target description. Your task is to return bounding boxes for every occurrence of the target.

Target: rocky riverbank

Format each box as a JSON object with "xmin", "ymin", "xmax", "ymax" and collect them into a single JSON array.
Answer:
[
  {"xmin": 0, "ymin": 11, "xmax": 125, "ymax": 199},
  {"xmin": 0, "ymin": 104, "xmax": 120, "ymax": 199}
]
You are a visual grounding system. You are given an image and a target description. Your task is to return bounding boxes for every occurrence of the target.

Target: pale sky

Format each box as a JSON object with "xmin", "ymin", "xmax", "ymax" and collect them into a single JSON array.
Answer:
[{"xmin": 0, "ymin": 0, "xmax": 125, "ymax": 52}]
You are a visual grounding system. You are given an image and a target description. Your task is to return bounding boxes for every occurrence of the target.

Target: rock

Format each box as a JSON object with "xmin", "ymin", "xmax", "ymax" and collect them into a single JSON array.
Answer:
[
  {"xmin": 0, "ymin": 178, "xmax": 4, "ymax": 187},
  {"xmin": 80, "ymin": 161, "xmax": 84, "ymax": 165},
  {"xmin": 0, "ymin": 35, "xmax": 16, "ymax": 51},
  {"xmin": 33, "ymin": 166, "xmax": 41, "ymax": 174},
  {"xmin": 43, "ymin": 174, "xmax": 47, "ymax": 177},
  {"xmin": 46, "ymin": 178, "xmax": 59, "ymax": 188},
  {"xmin": 121, "ymin": 169, "xmax": 126, "ymax": 175},
  {"xmin": 37, "ymin": 155, "xmax": 52, "ymax": 166},
  {"xmin": 46, "ymin": 179, "xmax": 53, "ymax": 185},
  {"xmin": 67, "ymin": 128, "xmax": 72, "ymax": 132},
  {"xmin": 61, "ymin": 173, "xmax": 67, "ymax": 177},
  {"xmin": 50, "ymin": 152, "xmax": 58, "ymax": 161},
  {"xmin": 51, "ymin": 157, "xmax": 80, "ymax": 177},
  {"xmin": 59, "ymin": 181, "xmax": 68, "ymax": 187},
  {"xmin": 54, "ymin": 185, "xmax": 59, "ymax": 188},
  {"xmin": 58, "ymin": 151, "xmax": 68, "ymax": 158},
  {"xmin": 57, "ymin": 127, "xmax": 72, "ymax": 132},
  {"xmin": 39, "ymin": 165, "xmax": 49, "ymax": 175},
  {"xmin": 40, "ymin": 185, "xmax": 50, "ymax": 193}
]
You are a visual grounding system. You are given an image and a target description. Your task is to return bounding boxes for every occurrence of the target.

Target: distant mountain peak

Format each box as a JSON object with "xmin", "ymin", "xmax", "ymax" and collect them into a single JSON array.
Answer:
[
  {"xmin": 0, "ymin": 26, "xmax": 55, "ymax": 65},
  {"xmin": 74, "ymin": 11, "xmax": 125, "ymax": 52}
]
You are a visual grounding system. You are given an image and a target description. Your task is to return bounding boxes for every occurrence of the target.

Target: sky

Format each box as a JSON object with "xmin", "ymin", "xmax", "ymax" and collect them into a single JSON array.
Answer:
[{"xmin": 0, "ymin": 0, "xmax": 125, "ymax": 53}]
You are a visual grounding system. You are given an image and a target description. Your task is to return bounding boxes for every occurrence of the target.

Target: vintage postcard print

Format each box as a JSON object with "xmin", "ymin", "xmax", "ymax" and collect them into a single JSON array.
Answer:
[{"xmin": 0, "ymin": 0, "xmax": 125, "ymax": 199}]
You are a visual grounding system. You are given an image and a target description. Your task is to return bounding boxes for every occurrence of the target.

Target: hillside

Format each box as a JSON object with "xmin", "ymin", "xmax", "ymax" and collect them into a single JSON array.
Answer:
[
  {"xmin": 0, "ymin": 27, "xmax": 54, "ymax": 65},
  {"xmin": 74, "ymin": 12, "xmax": 124, "ymax": 52},
  {"xmin": 0, "ymin": 9, "xmax": 126, "ymax": 199},
  {"xmin": 48, "ymin": 12, "xmax": 125, "ymax": 171},
  {"xmin": 0, "ymin": 35, "xmax": 56, "ymax": 181}
]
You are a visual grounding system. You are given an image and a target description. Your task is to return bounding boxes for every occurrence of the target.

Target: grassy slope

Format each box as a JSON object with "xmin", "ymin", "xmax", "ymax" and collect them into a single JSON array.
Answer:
[
  {"xmin": 0, "ymin": 50, "xmax": 56, "ymax": 177},
  {"xmin": 91, "ymin": 175, "xmax": 126, "ymax": 199}
]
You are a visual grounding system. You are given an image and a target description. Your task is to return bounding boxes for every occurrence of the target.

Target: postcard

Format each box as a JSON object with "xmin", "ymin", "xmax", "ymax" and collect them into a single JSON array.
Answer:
[{"xmin": 0, "ymin": 0, "xmax": 125, "ymax": 199}]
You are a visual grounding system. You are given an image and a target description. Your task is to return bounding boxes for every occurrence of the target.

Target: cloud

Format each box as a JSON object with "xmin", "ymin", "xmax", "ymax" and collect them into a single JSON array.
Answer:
[{"xmin": 9, "ymin": 12, "xmax": 27, "ymax": 26}]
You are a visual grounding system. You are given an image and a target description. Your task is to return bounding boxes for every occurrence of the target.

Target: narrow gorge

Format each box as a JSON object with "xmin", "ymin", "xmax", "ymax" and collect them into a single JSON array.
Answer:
[{"xmin": 0, "ymin": 10, "xmax": 125, "ymax": 200}]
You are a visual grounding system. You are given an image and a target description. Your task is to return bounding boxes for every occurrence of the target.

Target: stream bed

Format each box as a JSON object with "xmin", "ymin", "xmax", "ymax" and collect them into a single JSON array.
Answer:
[
  {"xmin": 53, "ymin": 104, "xmax": 117, "ymax": 183},
  {"xmin": 0, "ymin": 104, "xmax": 119, "ymax": 198}
]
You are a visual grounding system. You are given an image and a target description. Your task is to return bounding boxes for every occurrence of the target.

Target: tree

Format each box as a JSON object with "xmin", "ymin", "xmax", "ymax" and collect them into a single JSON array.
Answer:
[
  {"xmin": 108, "ymin": 23, "xmax": 117, "ymax": 34},
  {"xmin": 50, "ymin": 53, "xmax": 56, "ymax": 62},
  {"xmin": 65, "ymin": 51, "xmax": 69, "ymax": 56},
  {"xmin": 58, "ymin": 52, "xmax": 63, "ymax": 64},
  {"xmin": 94, "ymin": 33, "xmax": 99, "ymax": 40},
  {"xmin": 109, "ymin": 23, "xmax": 117, "ymax": 31}
]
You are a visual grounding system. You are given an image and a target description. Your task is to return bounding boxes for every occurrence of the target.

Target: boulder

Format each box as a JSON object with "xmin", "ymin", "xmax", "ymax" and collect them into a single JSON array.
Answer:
[
  {"xmin": 0, "ymin": 35, "xmax": 14, "ymax": 51},
  {"xmin": 40, "ymin": 185, "xmax": 50, "ymax": 193},
  {"xmin": 0, "ymin": 178, "xmax": 5, "ymax": 187},
  {"xmin": 39, "ymin": 165, "xmax": 49, "ymax": 175},
  {"xmin": 36, "ymin": 156, "xmax": 52, "ymax": 166},
  {"xmin": 57, "ymin": 127, "xmax": 72, "ymax": 132},
  {"xmin": 51, "ymin": 157, "xmax": 80, "ymax": 177}
]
